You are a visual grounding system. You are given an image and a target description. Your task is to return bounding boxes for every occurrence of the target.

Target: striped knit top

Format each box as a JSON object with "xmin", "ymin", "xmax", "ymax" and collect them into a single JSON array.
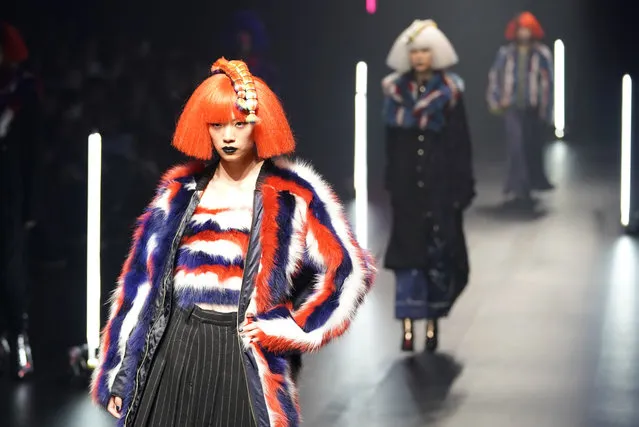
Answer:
[{"xmin": 173, "ymin": 190, "xmax": 253, "ymax": 312}]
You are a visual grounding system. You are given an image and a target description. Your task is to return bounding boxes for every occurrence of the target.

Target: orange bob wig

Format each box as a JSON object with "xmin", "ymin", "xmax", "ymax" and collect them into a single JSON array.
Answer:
[
  {"xmin": 505, "ymin": 12, "xmax": 545, "ymax": 41},
  {"xmin": 172, "ymin": 72, "xmax": 295, "ymax": 160}
]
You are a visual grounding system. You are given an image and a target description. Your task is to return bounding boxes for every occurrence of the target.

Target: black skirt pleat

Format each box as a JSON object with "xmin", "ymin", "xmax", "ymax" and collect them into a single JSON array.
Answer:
[{"xmin": 133, "ymin": 305, "xmax": 256, "ymax": 427}]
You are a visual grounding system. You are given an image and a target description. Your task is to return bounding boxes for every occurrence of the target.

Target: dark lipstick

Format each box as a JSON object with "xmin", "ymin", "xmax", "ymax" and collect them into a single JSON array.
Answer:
[{"xmin": 222, "ymin": 146, "xmax": 237, "ymax": 154}]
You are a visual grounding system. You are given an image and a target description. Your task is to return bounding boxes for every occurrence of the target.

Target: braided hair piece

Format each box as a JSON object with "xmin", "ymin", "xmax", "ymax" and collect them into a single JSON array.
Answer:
[{"xmin": 211, "ymin": 57, "xmax": 259, "ymax": 123}]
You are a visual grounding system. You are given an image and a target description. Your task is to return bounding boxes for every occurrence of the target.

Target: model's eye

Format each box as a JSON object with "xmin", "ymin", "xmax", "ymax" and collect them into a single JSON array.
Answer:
[
  {"xmin": 210, "ymin": 123, "xmax": 223, "ymax": 129},
  {"xmin": 234, "ymin": 122, "xmax": 247, "ymax": 128}
]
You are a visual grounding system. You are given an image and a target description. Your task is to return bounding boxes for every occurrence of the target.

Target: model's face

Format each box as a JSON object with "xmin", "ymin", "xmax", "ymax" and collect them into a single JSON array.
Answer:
[
  {"xmin": 209, "ymin": 113, "xmax": 256, "ymax": 163},
  {"xmin": 409, "ymin": 48, "xmax": 432, "ymax": 73},
  {"xmin": 516, "ymin": 27, "xmax": 532, "ymax": 43}
]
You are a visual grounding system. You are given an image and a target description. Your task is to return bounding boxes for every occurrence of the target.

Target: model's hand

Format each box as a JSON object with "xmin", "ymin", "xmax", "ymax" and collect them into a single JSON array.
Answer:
[
  {"xmin": 107, "ymin": 395, "xmax": 123, "ymax": 419},
  {"xmin": 240, "ymin": 314, "xmax": 262, "ymax": 343}
]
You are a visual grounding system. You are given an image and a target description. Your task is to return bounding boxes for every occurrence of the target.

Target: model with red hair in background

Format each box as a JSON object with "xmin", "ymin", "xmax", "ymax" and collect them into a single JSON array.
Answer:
[
  {"xmin": 487, "ymin": 11, "xmax": 555, "ymax": 206},
  {"xmin": 90, "ymin": 57, "xmax": 375, "ymax": 427}
]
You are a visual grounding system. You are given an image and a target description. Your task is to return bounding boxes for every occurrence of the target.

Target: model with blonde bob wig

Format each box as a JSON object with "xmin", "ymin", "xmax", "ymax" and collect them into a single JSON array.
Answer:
[
  {"xmin": 382, "ymin": 20, "xmax": 474, "ymax": 354},
  {"xmin": 386, "ymin": 19, "xmax": 458, "ymax": 73},
  {"xmin": 91, "ymin": 58, "xmax": 376, "ymax": 427}
]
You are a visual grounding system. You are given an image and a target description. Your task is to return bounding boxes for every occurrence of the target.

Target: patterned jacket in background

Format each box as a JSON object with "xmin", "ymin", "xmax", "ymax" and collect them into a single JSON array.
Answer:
[
  {"xmin": 382, "ymin": 70, "xmax": 464, "ymax": 132},
  {"xmin": 487, "ymin": 42, "xmax": 554, "ymax": 123}
]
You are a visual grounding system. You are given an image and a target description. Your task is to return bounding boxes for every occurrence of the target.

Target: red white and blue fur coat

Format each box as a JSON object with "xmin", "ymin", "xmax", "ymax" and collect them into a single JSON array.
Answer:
[
  {"xmin": 90, "ymin": 157, "xmax": 376, "ymax": 426},
  {"xmin": 486, "ymin": 42, "xmax": 554, "ymax": 123}
]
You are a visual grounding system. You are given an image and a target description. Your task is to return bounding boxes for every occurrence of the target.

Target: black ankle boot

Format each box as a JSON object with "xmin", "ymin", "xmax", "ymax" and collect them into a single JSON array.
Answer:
[
  {"xmin": 425, "ymin": 319, "xmax": 438, "ymax": 353},
  {"xmin": 401, "ymin": 318, "xmax": 414, "ymax": 351}
]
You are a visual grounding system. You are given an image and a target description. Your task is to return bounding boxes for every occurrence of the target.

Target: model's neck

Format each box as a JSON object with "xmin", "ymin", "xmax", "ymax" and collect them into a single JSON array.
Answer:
[
  {"xmin": 216, "ymin": 156, "xmax": 264, "ymax": 186},
  {"xmin": 415, "ymin": 70, "xmax": 433, "ymax": 85}
]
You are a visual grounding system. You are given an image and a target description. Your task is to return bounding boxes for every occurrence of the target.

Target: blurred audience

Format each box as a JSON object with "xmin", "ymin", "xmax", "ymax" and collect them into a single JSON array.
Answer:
[{"xmin": 1, "ymin": 11, "xmax": 276, "ymax": 326}]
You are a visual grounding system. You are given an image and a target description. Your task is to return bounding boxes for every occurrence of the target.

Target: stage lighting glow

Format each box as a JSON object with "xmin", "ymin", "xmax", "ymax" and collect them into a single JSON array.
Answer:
[
  {"xmin": 87, "ymin": 132, "xmax": 102, "ymax": 366},
  {"xmin": 554, "ymin": 39, "xmax": 565, "ymax": 139},
  {"xmin": 597, "ymin": 236, "xmax": 638, "ymax": 398},
  {"xmin": 621, "ymin": 75, "xmax": 632, "ymax": 227},
  {"xmin": 366, "ymin": 0, "xmax": 376, "ymax": 14},
  {"xmin": 354, "ymin": 61, "xmax": 368, "ymax": 248}
]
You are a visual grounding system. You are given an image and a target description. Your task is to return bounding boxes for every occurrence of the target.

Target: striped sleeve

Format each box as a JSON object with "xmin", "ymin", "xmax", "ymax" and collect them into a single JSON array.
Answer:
[
  {"xmin": 487, "ymin": 46, "xmax": 507, "ymax": 110},
  {"xmin": 89, "ymin": 161, "xmax": 204, "ymax": 407},
  {"xmin": 537, "ymin": 44, "xmax": 554, "ymax": 124},
  {"xmin": 382, "ymin": 72, "xmax": 403, "ymax": 126},
  {"xmin": 90, "ymin": 208, "xmax": 155, "ymax": 407},
  {"xmin": 254, "ymin": 163, "xmax": 376, "ymax": 353}
]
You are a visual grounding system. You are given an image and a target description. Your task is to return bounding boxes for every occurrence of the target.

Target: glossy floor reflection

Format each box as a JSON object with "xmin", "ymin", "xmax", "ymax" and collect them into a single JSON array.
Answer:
[{"xmin": 2, "ymin": 141, "xmax": 638, "ymax": 427}]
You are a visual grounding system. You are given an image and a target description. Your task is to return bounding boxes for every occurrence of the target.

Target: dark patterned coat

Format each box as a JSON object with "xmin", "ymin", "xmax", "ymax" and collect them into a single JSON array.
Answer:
[{"xmin": 382, "ymin": 70, "xmax": 475, "ymax": 317}]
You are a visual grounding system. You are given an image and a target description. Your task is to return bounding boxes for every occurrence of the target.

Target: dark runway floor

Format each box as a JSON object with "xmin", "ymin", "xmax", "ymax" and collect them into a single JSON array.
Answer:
[{"xmin": 2, "ymin": 140, "xmax": 639, "ymax": 427}]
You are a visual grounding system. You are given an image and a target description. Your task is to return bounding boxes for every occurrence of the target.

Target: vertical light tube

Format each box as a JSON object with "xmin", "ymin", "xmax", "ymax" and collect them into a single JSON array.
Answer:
[
  {"xmin": 355, "ymin": 61, "xmax": 368, "ymax": 248},
  {"xmin": 554, "ymin": 39, "xmax": 565, "ymax": 139},
  {"xmin": 621, "ymin": 75, "xmax": 633, "ymax": 227},
  {"xmin": 366, "ymin": 0, "xmax": 377, "ymax": 14},
  {"xmin": 87, "ymin": 132, "xmax": 102, "ymax": 365}
]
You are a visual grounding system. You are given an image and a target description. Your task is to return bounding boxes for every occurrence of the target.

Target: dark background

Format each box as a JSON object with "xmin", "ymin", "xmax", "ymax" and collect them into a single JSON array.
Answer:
[
  {"xmin": 5, "ymin": 0, "xmax": 637, "ymax": 180},
  {"xmin": 2, "ymin": 0, "xmax": 636, "ymax": 376}
]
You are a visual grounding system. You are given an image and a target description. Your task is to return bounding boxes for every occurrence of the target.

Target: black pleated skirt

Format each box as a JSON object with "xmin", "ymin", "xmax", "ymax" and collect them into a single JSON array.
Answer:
[{"xmin": 133, "ymin": 305, "xmax": 257, "ymax": 427}]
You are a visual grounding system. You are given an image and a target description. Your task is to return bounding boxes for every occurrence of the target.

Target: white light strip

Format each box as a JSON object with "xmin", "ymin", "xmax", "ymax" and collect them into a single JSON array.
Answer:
[
  {"xmin": 554, "ymin": 39, "xmax": 565, "ymax": 139},
  {"xmin": 621, "ymin": 75, "xmax": 633, "ymax": 227},
  {"xmin": 354, "ymin": 61, "xmax": 368, "ymax": 248},
  {"xmin": 87, "ymin": 132, "xmax": 102, "ymax": 364}
]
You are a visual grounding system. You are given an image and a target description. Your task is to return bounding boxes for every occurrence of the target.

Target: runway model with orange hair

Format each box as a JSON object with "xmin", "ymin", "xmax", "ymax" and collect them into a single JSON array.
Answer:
[
  {"xmin": 487, "ymin": 12, "xmax": 554, "ymax": 204},
  {"xmin": 90, "ymin": 58, "xmax": 375, "ymax": 426}
]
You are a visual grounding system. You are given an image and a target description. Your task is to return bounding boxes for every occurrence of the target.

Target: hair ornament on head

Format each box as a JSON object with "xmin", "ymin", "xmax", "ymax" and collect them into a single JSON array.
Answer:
[
  {"xmin": 405, "ymin": 19, "xmax": 437, "ymax": 45},
  {"xmin": 211, "ymin": 57, "xmax": 259, "ymax": 123},
  {"xmin": 386, "ymin": 19, "xmax": 458, "ymax": 72}
]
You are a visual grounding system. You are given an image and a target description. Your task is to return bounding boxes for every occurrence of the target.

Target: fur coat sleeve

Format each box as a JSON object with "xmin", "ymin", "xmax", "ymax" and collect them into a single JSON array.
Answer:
[
  {"xmin": 250, "ymin": 161, "xmax": 377, "ymax": 353},
  {"xmin": 90, "ymin": 208, "xmax": 155, "ymax": 407},
  {"xmin": 486, "ymin": 46, "xmax": 508, "ymax": 111},
  {"xmin": 89, "ymin": 164, "xmax": 201, "ymax": 408}
]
